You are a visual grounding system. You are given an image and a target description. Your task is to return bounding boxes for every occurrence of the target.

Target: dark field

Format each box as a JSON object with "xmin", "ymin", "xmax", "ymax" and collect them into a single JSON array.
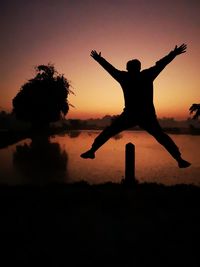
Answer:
[{"xmin": 0, "ymin": 182, "xmax": 199, "ymax": 266}]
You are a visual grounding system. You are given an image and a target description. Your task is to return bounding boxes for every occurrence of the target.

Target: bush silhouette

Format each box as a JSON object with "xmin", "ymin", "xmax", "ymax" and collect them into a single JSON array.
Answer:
[
  {"xmin": 189, "ymin": 104, "xmax": 200, "ymax": 119},
  {"xmin": 12, "ymin": 64, "xmax": 73, "ymax": 129}
]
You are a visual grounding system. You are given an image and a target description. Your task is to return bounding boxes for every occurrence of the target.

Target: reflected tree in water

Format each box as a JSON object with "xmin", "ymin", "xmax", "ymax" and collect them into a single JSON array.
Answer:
[
  {"xmin": 13, "ymin": 135, "xmax": 68, "ymax": 184},
  {"xmin": 12, "ymin": 64, "xmax": 73, "ymax": 130},
  {"xmin": 67, "ymin": 131, "xmax": 81, "ymax": 138}
]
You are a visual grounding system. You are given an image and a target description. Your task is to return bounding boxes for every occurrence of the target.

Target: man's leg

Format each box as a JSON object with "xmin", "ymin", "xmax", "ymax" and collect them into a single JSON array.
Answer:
[
  {"xmin": 140, "ymin": 118, "xmax": 191, "ymax": 168},
  {"xmin": 81, "ymin": 113, "xmax": 133, "ymax": 159}
]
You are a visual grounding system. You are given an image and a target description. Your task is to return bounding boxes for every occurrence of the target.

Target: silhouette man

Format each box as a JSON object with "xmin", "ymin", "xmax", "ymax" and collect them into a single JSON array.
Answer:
[{"xmin": 81, "ymin": 44, "xmax": 191, "ymax": 168}]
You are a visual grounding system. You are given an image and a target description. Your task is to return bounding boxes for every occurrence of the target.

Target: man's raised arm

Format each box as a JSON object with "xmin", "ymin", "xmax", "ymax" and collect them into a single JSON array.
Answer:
[
  {"xmin": 91, "ymin": 50, "xmax": 121, "ymax": 81},
  {"xmin": 148, "ymin": 44, "xmax": 187, "ymax": 79}
]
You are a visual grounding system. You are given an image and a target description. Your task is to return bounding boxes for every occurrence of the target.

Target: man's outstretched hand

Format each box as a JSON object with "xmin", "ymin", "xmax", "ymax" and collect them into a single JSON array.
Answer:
[
  {"xmin": 173, "ymin": 43, "xmax": 187, "ymax": 56},
  {"xmin": 91, "ymin": 50, "xmax": 101, "ymax": 60}
]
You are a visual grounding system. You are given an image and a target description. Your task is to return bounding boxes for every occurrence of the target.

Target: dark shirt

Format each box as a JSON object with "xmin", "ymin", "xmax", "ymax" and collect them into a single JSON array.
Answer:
[{"xmin": 95, "ymin": 51, "xmax": 176, "ymax": 118}]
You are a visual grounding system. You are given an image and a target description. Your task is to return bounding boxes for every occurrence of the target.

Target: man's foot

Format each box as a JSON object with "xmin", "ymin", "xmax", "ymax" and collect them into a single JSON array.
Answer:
[
  {"xmin": 178, "ymin": 159, "xmax": 191, "ymax": 168},
  {"xmin": 80, "ymin": 150, "xmax": 95, "ymax": 159}
]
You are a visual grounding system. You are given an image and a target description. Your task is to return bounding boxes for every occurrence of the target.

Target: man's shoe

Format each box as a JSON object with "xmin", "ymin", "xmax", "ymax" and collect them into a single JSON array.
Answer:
[
  {"xmin": 80, "ymin": 150, "xmax": 95, "ymax": 159},
  {"xmin": 178, "ymin": 159, "xmax": 191, "ymax": 168}
]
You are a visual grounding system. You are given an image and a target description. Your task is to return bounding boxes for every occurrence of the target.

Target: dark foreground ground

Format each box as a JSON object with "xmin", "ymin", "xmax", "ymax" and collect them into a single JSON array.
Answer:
[{"xmin": 0, "ymin": 182, "xmax": 199, "ymax": 266}]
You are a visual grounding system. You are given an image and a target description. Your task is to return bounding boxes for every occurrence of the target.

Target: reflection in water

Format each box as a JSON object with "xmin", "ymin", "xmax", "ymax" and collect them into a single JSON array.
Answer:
[
  {"xmin": 13, "ymin": 134, "xmax": 68, "ymax": 185},
  {"xmin": 0, "ymin": 131, "xmax": 199, "ymax": 186},
  {"xmin": 112, "ymin": 133, "xmax": 123, "ymax": 140},
  {"xmin": 67, "ymin": 131, "xmax": 81, "ymax": 138}
]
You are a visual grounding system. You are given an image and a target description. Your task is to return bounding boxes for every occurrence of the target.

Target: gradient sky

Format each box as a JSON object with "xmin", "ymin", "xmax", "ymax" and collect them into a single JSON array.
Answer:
[{"xmin": 0, "ymin": 0, "xmax": 199, "ymax": 119}]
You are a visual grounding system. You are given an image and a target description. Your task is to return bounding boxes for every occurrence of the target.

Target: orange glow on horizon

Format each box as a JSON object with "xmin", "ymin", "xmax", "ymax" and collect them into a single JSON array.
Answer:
[{"xmin": 0, "ymin": 1, "xmax": 199, "ymax": 121}]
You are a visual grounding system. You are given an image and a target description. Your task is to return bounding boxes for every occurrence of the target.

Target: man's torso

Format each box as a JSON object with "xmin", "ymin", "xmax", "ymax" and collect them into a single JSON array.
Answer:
[{"xmin": 117, "ymin": 70, "xmax": 156, "ymax": 116}]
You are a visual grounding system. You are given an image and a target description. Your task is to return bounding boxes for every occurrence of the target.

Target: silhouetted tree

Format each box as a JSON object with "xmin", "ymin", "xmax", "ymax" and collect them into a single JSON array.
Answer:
[
  {"xmin": 12, "ymin": 64, "xmax": 73, "ymax": 130},
  {"xmin": 189, "ymin": 104, "xmax": 200, "ymax": 119}
]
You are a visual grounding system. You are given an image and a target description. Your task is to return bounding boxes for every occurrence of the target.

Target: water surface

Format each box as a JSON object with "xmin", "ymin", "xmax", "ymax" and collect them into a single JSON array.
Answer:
[{"xmin": 0, "ymin": 131, "xmax": 199, "ymax": 186}]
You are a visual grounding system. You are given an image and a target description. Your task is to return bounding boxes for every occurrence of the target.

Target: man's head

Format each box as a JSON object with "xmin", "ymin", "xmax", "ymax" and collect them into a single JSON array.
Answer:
[{"xmin": 126, "ymin": 59, "xmax": 141, "ymax": 73}]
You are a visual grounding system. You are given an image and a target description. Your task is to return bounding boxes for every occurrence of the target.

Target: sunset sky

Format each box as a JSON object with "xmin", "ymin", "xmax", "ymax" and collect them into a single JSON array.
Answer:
[{"xmin": 0, "ymin": 0, "xmax": 199, "ymax": 120}]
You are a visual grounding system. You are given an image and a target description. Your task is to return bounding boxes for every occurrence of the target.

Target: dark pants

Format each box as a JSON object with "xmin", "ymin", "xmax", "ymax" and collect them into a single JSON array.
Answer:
[{"xmin": 91, "ymin": 112, "xmax": 181, "ymax": 160}]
